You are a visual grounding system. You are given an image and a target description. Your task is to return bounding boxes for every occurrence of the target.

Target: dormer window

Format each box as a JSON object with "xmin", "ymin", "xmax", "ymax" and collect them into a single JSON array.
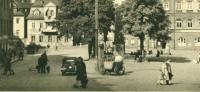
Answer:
[
  {"xmin": 33, "ymin": 9, "xmax": 41, "ymax": 16},
  {"xmin": 46, "ymin": 8, "xmax": 54, "ymax": 19}
]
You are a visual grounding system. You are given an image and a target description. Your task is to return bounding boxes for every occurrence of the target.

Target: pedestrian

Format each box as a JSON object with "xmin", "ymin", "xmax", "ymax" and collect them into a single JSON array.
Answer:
[
  {"xmin": 3, "ymin": 53, "xmax": 14, "ymax": 75},
  {"xmin": 88, "ymin": 40, "xmax": 93, "ymax": 60},
  {"xmin": 156, "ymin": 50, "xmax": 160, "ymax": 57},
  {"xmin": 73, "ymin": 57, "xmax": 88, "ymax": 88},
  {"xmin": 41, "ymin": 52, "xmax": 48, "ymax": 73},
  {"xmin": 161, "ymin": 59, "xmax": 173, "ymax": 85},
  {"xmin": 18, "ymin": 49, "xmax": 24, "ymax": 61},
  {"xmin": 0, "ymin": 48, "xmax": 6, "ymax": 64},
  {"xmin": 157, "ymin": 69, "xmax": 165, "ymax": 85},
  {"xmin": 166, "ymin": 59, "xmax": 173, "ymax": 85},
  {"xmin": 37, "ymin": 54, "xmax": 43, "ymax": 73}
]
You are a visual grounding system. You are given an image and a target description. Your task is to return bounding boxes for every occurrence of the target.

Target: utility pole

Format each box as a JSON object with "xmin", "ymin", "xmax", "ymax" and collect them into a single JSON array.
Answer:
[
  {"xmin": 95, "ymin": 0, "xmax": 99, "ymax": 59},
  {"xmin": 173, "ymin": 0, "xmax": 176, "ymax": 50}
]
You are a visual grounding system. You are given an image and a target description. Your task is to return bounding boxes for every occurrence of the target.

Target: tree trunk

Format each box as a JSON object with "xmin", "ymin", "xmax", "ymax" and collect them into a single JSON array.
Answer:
[
  {"xmin": 139, "ymin": 36, "xmax": 145, "ymax": 51},
  {"xmin": 139, "ymin": 33, "xmax": 145, "ymax": 51}
]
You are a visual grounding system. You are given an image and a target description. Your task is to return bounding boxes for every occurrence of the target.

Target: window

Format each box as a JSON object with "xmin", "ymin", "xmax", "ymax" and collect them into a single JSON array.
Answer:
[
  {"xmin": 39, "ymin": 36, "xmax": 43, "ymax": 42},
  {"xmin": 199, "ymin": 3, "xmax": 200, "ymax": 9},
  {"xmin": 33, "ymin": 10, "xmax": 40, "ymax": 16},
  {"xmin": 31, "ymin": 35, "xmax": 35, "ymax": 42},
  {"xmin": 187, "ymin": 0, "xmax": 193, "ymax": 10},
  {"xmin": 176, "ymin": 19, "xmax": 182, "ymax": 28},
  {"xmin": 32, "ymin": 22, "xmax": 35, "ymax": 28},
  {"xmin": 16, "ymin": 18, "xmax": 20, "ymax": 24},
  {"xmin": 16, "ymin": 30, "xmax": 20, "ymax": 37},
  {"xmin": 188, "ymin": 19, "xmax": 193, "ymax": 28},
  {"xmin": 40, "ymin": 23, "xmax": 43, "ymax": 28},
  {"xmin": 48, "ymin": 35, "xmax": 52, "ymax": 42},
  {"xmin": 176, "ymin": 2, "xmax": 182, "ymax": 10},
  {"xmin": 195, "ymin": 37, "xmax": 200, "ymax": 42},
  {"xmin": 178, "ymin": 37, "xmax": 186, "ymax": 47},
  {"xmin": 199, "ymin": 19, "xmax": 200, "ymax": 25},
  {"xmin": 163, "ymin": 2, "xmax": 169, "ymax": 10}
]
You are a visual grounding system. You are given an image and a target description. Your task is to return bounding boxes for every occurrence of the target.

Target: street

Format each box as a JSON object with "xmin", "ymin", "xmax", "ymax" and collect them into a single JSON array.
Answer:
[{"xmin": 1, "ymin": 46, "xmax": 200, "ymax": 91}]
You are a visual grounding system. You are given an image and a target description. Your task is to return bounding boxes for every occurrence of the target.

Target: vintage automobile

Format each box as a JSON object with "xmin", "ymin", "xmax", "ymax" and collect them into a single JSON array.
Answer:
[{"xmin": 61, "ymin": 57, "xmax": 77, "ymax": 75}]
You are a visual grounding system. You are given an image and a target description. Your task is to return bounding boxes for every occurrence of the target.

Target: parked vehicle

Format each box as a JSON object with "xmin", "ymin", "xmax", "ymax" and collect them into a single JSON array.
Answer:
[
  {"xmin": 26, "ymin": 43, "xmax": 39, "ymax": 54},
  {"xmin": 61, "ymin": 57, "xmax": 77, "ymax": 75}
]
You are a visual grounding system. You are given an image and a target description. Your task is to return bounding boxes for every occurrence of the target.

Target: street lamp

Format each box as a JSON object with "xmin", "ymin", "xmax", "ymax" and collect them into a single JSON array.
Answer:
[{"xmin": 95, "ymin": 0, "xmax": 99, "ymax": 59}]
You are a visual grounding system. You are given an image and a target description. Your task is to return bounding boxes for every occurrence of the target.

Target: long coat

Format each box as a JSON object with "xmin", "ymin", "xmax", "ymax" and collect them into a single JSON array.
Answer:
[{"xmin": 161, "ymin": 63, "xmax": 171, "ymax": 80}]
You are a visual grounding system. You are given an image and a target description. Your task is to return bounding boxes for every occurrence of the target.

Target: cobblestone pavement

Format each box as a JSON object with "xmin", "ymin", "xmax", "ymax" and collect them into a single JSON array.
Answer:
[{"xmin": 1, "ymin": 46, "xmax": 200, "ymax": 91}]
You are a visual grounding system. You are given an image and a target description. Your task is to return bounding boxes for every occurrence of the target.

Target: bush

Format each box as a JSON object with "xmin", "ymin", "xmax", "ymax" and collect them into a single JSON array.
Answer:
[{"xmin": 146, "ymin": 56, "xmax": 191, "ymax": 63}]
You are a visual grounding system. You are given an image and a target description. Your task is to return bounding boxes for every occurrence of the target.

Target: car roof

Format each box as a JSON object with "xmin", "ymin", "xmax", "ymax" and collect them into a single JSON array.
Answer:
[{"xmin": 63, "ymin": 57, "xmax": 77, "ymax": 62}]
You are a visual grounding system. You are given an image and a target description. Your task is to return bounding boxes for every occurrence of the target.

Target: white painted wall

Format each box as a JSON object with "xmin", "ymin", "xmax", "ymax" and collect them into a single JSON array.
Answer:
[{"xmin": 13, "ymin": 16, "xmax": 24, "ymax": 38}]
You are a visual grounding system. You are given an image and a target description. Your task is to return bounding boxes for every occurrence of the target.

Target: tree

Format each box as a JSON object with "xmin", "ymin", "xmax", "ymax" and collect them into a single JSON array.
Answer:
[
  {"xmin": 53, "ymin": 0, "xmax": 115, "ymax": 46},
  {"xmin": 121, "ymin": 0, "xmax": 171, "ymax": 50}
]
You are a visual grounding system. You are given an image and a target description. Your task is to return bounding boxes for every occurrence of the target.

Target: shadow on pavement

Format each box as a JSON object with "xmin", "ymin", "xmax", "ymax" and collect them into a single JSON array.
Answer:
[{"xmin": 147, "ymin": 56, "xmax": 191, "ymax": 63}]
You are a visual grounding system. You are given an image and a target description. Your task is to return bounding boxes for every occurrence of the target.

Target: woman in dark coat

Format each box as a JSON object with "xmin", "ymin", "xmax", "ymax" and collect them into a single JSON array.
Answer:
[{"xmin": 74, "ymin": 57, "xmax": 88, "ymax": 88}]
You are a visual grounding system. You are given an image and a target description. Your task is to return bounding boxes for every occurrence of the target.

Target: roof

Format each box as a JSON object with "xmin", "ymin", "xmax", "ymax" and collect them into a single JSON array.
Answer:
[
  {"xmin": 32, "ymin": 0, "xmax": 61, "ymax": 7},
  {"xmin": 26, "ymin": 8, "xmax": 45, "ymax": 20},
  {"xmin": 32, "ymin": 0, "xmax": 44, "ymax": 7},
  {"xmin": 13, "ymin": 0, "xmax": 32, "ymax": 8},
  {"xmin": 42, "ymin": 32, "xmax": 58, "ymax": 35},
  {"xmin": 13, "ymin": 10, "xmax": 24, "ymax": 16}
]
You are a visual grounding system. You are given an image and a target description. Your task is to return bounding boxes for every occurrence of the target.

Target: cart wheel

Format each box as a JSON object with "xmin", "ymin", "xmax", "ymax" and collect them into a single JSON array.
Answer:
[{"xmin": 122, "ymin": 67, "xmax": 125, "ymax": 75}]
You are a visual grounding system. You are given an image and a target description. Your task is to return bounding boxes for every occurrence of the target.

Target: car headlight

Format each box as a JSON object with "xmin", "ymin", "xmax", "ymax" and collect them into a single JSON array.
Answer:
[{"xmin": 69, "ymin": 66, "xmax": 72, "ymax": 69}]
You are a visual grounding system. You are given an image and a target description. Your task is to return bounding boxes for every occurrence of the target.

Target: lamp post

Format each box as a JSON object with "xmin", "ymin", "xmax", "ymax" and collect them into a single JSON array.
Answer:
[{"xmin": 95, "ymin": 0, "xmax": 99, "ymax": 59}]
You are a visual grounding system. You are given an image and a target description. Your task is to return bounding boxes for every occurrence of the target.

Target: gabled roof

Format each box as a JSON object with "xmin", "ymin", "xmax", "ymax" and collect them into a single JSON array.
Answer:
[
  {"xmin": 13, "ymin": 0, "xmax": 32, "ymax": 8},
  {"xmin": 32, "ymin": 0, "xmax": 44, "ymax": 7},
  {"xmin": 26, "ymin": 8, "xmax": 44, "ymax": 20},
  {"xmin": 32, "ymin": 0, "xmax": 61, "ymax": 7}
]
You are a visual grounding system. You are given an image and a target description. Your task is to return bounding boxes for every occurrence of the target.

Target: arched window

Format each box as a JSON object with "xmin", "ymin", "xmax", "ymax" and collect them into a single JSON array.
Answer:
[{"xmin": 33, "ymin": 9, "xmax": 41, "ymax": 16}]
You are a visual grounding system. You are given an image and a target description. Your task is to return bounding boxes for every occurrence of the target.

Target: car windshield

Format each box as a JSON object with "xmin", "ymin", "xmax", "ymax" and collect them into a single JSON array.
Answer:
[{"xmin": 67, "ymin": 59, "xmax": 74, "ymax": 62}]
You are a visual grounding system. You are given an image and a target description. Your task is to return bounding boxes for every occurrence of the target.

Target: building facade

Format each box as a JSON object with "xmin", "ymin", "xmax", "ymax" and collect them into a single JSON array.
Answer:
[
  {"xmin": 26, "ymin": 1, "xmax": 58, "ymax": 46},
  {"xmin": 125, "ymin": 0, "xmax": 200, "ymax": 51},
  {"xmin": 0, "ymin": 0, "xmax": 13, "ymax": 50},
  {"xmin": 162, "ymin": 0, "xmax": 200, "ymax": 50}
]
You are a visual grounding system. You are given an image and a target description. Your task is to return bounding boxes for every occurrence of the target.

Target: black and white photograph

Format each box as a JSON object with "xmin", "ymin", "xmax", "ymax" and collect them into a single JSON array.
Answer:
[{"xmin": 0, "ymin": 0, "xmax": 200, "ymax": 91}]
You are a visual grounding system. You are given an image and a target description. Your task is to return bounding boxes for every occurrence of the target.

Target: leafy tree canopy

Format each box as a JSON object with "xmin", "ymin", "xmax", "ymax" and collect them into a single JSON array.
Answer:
[{"xmin": 120, "ymin": 0, "xmax": 171, "ymax": 49}]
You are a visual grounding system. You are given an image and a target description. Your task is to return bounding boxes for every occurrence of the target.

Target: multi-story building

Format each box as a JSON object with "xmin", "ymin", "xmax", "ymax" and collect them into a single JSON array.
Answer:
[
  {"xmin": 13, "ymin": 0, "xmax": 69, "ymax": 47},
  {"xmin": 162, "ymin": 0, "xmax": 200, "ymax": 50},
  {"xmin": 13, "ymin": 0, "xmax": 32, "ymax": 41},
  {"xmin": 0, "ymin": 0, "xmax": 13, "ymax": 50},
  {"xmin": 125, "ymin": 0, "xmax": 200, "ymax": 51},
  {"xmin": 26, "ymin": 0, "xmax": 60, "ymax": 47}
]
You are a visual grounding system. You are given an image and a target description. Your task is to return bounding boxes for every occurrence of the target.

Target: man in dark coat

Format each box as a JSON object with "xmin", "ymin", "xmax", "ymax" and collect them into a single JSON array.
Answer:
[
  {"xmin": 37, "ymin": 55, "xmax": 43, "ymax": 73},
  {"xmin": 3, "ymin": 53, "xmax": 13, "ymax": 75},
  {"xmin": 40, "ymin": 52, "xmax": 48, "ymax": 73},
  {"xmin": 18, "ymin": 49, "xmax": 24, "ymax": 61},
  {"xmin": 74, "ymin": 57, "xmax": 88, "ymax": 88}
]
